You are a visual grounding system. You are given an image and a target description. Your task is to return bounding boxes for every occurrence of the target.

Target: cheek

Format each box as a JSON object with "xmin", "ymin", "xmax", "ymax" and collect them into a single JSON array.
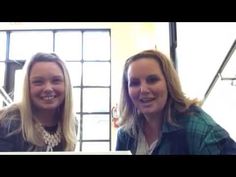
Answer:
[
  {"xmin": 30, "ymin": 85, "xmax": 41, "ymax": 95},
  {"xmin": 57, "ymin": 85, "xmax": 65, "ymax": 93},
  {"xmin": 128, "ymin": 88, "xmax": 138, "ymax": 101},
  {"xmin": 161, "ymin": 91, "xmax": 168, "ymax": 103},
  {"xmin": 158, "ymin": 86, "xmax": 168, "ymax": 102},
  {"xmin": 54, "ymin": 86, "xmax": 65, "ymax": 98}
]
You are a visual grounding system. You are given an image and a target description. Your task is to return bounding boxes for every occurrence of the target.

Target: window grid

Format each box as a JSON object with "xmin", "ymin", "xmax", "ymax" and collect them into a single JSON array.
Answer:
[{"xmin": 0, "ymin": 29, "xmax": 112, "ymax": 152}]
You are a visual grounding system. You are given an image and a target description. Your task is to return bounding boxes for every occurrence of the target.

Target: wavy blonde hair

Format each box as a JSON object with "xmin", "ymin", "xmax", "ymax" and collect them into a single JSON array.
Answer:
[
  {"xmin": 119, "ymin": 49, "xmax": 201, "ymax": 137},
  {"xmin": 1, "ymin": 52, "xmax": 77, "ymax": 151}
]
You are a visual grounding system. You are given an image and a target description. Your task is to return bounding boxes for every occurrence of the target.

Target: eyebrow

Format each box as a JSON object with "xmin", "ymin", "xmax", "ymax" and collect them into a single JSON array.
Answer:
[{"xmin": 30, "ymin": 75, "xmax": 64, "ymax": 79}]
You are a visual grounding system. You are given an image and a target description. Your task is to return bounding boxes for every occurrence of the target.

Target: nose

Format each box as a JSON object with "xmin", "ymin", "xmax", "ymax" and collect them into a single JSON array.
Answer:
[
  {"xmin": 44, "ymin": 82, "xmax": 53, "ymax": 92},
  {"xmin": 140, "ymin": 82, "xmax": 149, "ymax": 93}
]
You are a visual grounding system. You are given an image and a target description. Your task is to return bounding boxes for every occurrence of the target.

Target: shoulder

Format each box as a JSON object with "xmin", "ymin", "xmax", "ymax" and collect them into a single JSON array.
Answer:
[
  {"xmin": 0, "ymin": 110, "xmax": 21, "ymax": 136},
  {"xmin": 0, "ymin": 110, "xmax": 22, "ymax": 151},
  {"xmin": 116, "ymin": 126, "xmax": 136, "ymax": 152},
  {"xmin": 117, "ymin": 127, "xmax": 129, "ymax": 138},
  {"xmin": 177, "ymin": 106, "xmax": 227, "ymax": 134},
  {"xmin": 176, "ymin": 106, "xmax": 234, "ymax": 154},
  {"xmin": 178, "ymin": 106, "xmax": 230, "ymax": 138},
  {"xmin": 116, "ymin": 127, "xmax": 135, "ymax": 142}
]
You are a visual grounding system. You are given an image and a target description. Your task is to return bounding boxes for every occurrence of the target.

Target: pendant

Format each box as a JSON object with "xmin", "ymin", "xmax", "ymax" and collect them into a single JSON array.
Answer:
[
  {"xmin": 46, "ymin": 145, "xmax": 53, "ymax": 152},
  {"xmin": 36, "ymin": 121, "xmax": 62, "ymax": 151}
]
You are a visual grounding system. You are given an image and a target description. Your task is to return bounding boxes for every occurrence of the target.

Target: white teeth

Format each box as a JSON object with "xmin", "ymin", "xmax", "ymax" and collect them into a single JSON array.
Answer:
[{"xmin": 43, "ymin": 96, "xmax": 54, "ymax": 100}]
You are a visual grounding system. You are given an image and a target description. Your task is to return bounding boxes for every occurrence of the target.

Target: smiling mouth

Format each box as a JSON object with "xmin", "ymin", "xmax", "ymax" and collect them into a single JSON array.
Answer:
[
  {"xmin": 140, "ymin": 98, "xmax": 155, "ymax": 103},
  {"xmin": 41, "ymin": 95, "xmax": 56, "ymax": 100}
]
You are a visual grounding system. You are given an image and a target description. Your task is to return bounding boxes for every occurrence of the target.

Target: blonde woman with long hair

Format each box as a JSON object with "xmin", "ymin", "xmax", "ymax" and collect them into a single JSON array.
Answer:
[
  {"xmin": 116, "ymin": 49, "xmax": 236, "ymax": 155},
  {"xmin": 0, "ymin": 52, "xmax": 77, "ymax": 151}
]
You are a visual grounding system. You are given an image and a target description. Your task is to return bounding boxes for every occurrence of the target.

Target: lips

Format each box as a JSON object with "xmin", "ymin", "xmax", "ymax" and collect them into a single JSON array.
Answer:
[
  {"xmin": 41, "ymin": 94, "xmax": 56, "ymax": 100},
  {"xmin": 140, "ymin": 97, "xmax": 155, "ymax": 103}
]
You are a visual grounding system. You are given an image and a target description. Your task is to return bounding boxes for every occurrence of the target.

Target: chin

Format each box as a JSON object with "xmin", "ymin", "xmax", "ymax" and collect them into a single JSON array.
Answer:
[
  {"xmin": 140, "ymin": 107, "xmax": 160, "ymax": 114},
  {"xmin": 37, "ymin": 103, "xmax": 59, "ymax": 110},
  {"xmin": 141, "ymin": 109, "xmax": 155, "ymax": 114}
]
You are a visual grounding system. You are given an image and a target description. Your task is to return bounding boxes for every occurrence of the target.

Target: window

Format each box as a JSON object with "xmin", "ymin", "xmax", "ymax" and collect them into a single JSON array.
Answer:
[{"xmin": 0, "ymin": 29, "xmax": 111, "ymax": 151}]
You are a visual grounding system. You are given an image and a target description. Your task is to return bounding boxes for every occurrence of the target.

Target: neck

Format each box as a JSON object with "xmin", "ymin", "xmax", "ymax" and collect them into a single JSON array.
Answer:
[
  {"xmin": 143, "ymin": 113, "xmax": 163, "ymax": 146},
  {"xmin": 34, "ymin": 110, "xmax": 58, "ymax": 127}
]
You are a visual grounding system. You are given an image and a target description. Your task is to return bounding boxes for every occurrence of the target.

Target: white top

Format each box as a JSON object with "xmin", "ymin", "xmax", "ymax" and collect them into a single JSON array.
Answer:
[{"xmin": 136, "ymin": 130, "xmax": 158, "ymax": 155}]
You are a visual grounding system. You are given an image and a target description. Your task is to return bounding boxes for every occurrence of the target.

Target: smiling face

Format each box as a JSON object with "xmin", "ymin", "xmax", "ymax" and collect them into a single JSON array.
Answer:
[
  {"xmin": 127, "ymin": 58, "xmax": 168, "ymax": 117},
  {"xmin": 29, "ymin": 62, "xmax": 65, "ymax": 111}
]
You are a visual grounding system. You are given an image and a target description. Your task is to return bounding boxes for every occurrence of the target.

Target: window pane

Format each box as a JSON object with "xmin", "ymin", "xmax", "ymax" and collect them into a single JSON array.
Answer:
[
  {"xmin": 65, "ymin": 62, "xmax": 81, "ymax": 86},
  {"xmin": 177, "ymin": 22, "xmax": 236, "ymax": 100},
  {"xmin": 9, "ymin": 31, "xmax": 53, "ymax": 60},
  {"xmin": 72, "ymin": 87, "xmax": 81, "ymax": 113},
  {"xmin": 0, "ymin": 32, "xmax": 6, "ymax": 61},
  {"xmin": 83, "ymin": 62, "xmax": 110, "ymax": 86},
  {"xmin": 0, "ymin": 63, "xmax": 5, "ymax": 86},
  {"xmin": 83, "ymin": 88, "xmax": 109, "ymax": 112},
  {"xmin": 55, "ymin": 31, "xmax": 82, "ymax": 61},
  {"xmin": 83, "ymin": 31, "xmax": 110, "ymax": 60},
  {"xmin": 81, "ymin": 142, "xmax": 110, "ymax": 152},
  {"xmin": 82, "ymin": 114, "xmax": 109, "ymax": 140},
  {"xmin": 0, "ymin": 63, "xmax": 6, "ymax": 108},
  {"xmin": 221, "ymin": 50, "xmax": 236, "ymax": 78},
  {"xmin": 14, "ymin": 69, "xmax": 24, "ymax": 102}
]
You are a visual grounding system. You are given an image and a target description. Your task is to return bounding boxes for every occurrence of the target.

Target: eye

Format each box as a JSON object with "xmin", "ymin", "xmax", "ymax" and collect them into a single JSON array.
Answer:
[
  {"xmin": 146, "ymin": 75, "xmax": 159, "ymax": 84},
  {"xmin": 129, "ymin": 79, "xmax": 140, "ymax": 87},
  {"xmin": 31, "ymin": 80, "xmax": 43, "ymax": 85},
  {"xmin": 52, "ymin": 77, "xmax": 64, "ymax": 84},
  {"xmin": 53, "ymin": 78, "xmax": 62, "ymax": 83}
]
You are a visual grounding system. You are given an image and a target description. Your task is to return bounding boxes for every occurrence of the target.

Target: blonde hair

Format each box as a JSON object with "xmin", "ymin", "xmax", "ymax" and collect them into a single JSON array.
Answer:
[
  {"xmin": 119, "ymin": 49, "xmax": 201, "ymax": 137},
  {"xmin": 2, "ymin": 52, "xmax": 77, "ymax": 151}
]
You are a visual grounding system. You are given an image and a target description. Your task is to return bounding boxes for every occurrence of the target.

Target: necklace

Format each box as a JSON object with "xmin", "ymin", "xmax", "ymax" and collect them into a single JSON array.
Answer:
[{"xmin": 36, "ymin": 122, "xmax": 62, "ymax": 151}]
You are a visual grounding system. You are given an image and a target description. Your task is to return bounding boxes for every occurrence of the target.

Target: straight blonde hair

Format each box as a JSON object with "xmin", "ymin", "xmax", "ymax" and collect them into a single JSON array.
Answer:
[{"xmin": 2, "ymin": 52, "xmax": 77, "ymax": 151}]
